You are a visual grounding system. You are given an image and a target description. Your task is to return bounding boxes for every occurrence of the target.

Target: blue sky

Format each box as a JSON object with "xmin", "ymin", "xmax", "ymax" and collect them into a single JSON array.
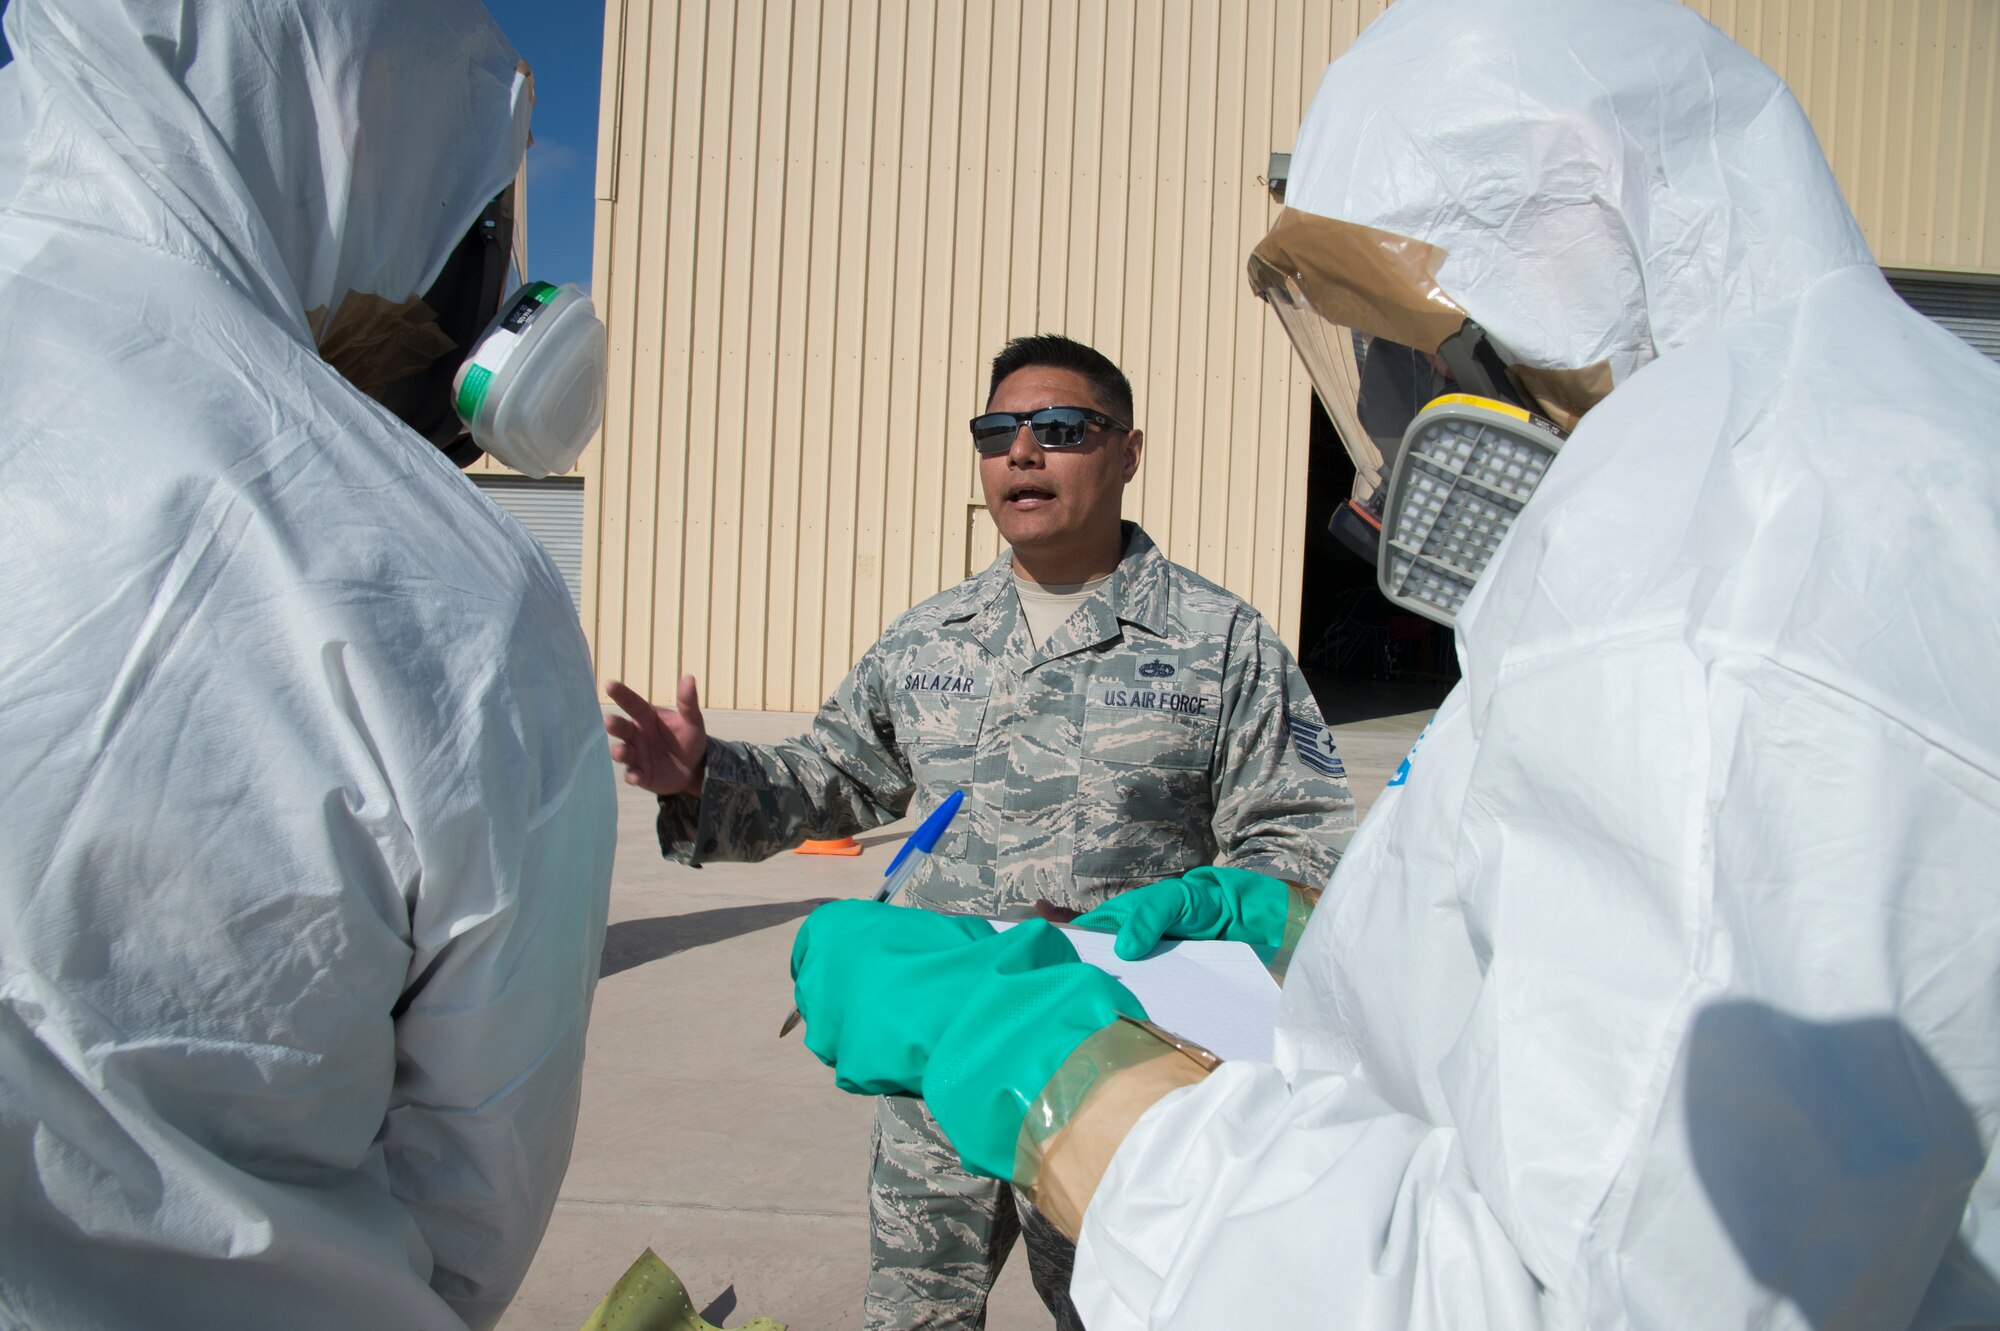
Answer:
[
  {"xmin": 488, "ymin": 0, "xmax": 606, "ymax": 291},
  {"xmin": 0, "ymin": 1, "xmax": 605, "ymax": 291}
]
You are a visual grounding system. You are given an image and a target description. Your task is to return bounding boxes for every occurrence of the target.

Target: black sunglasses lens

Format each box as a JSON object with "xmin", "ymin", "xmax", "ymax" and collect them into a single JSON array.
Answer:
[
  {"xmin": 969, "ymin": 415, "xmax": 1017, "ymax": 453},
  {"xmin": 1029, "ymin": 408, "xmax": 1089, "ymax": 448}
]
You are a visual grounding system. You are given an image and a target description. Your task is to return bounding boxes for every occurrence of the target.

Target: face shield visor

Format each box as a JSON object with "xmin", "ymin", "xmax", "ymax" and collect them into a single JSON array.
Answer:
[
  {"xmin": 315, "ymin": 185, "xmax": 606, "ymax": 477},
  {"xmin": 1249, "ymin": 209, "xmax": 1610, "ymax": 624}
]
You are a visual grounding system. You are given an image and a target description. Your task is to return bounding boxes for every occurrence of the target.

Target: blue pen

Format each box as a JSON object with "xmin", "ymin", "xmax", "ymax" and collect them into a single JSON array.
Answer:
[{"xmin": 780, "ymin": 789, "xmax": 966, "ymax": 1038}]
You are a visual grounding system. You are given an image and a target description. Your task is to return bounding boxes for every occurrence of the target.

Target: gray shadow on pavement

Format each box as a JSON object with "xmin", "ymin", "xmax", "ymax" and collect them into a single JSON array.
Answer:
[
  {"xmin": 600, "ymin": 899, "xmax": 830, "ymax": 979},
  {"xmin": 697, "ymin": 1286, "xmax": 736, "ymax": 1325}
]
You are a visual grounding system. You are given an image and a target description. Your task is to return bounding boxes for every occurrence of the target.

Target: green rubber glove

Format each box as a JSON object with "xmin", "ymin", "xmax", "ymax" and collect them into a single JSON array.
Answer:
[
  {"xmin": 1071, "ymin": 865, "xmax": 1292, "ymax": 960},
  {"xmin": 788, "ymin": 900, "xmax": 996, "ymax": 1096},
  {"xmin": 791, "ymin": 902, "xmax": 1145, "ymax": 1180}
]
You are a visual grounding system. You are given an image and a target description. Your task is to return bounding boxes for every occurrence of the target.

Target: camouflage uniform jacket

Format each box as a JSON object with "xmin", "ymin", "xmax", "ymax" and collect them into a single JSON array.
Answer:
[{"xmin": 657, "ymin": 524, "xmax": 1355, "ymax": 914}]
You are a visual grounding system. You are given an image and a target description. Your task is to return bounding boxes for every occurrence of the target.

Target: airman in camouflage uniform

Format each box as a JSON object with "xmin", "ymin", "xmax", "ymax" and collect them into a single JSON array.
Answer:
[
  {"xmin": 616, "ymin": 333, "xmax": 1355, "ymax": 1330},
  {"xmin": 654, "ymin": 524, "xmax": 1354, "ymax": 1330},
  {"xmin": 657, "ymin": 524, "xmax": 1353, "ymax": 911}
]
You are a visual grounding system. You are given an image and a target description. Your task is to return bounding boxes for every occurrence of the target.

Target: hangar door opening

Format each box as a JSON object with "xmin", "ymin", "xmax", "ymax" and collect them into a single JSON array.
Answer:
[
  {"xmin": 1891, "ymin": 274, "xmax": 2000, "ymax": 366},
  {"xmin": 471, "ymin": 474, "xmax": 586, "ymax": 614},
  {"xmin": 1295, "ymin": 392, "xmax": 1459, "ymax": 724}
]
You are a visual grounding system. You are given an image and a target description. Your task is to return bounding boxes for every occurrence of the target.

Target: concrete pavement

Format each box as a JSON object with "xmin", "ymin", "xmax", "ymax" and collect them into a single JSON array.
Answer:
[{"xmin": 498, "ymin": 702, "xmax": 1433, "ymax": 1331}]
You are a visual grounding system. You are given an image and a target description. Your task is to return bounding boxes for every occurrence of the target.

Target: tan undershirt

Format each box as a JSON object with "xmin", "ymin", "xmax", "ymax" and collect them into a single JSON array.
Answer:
[{"xmin": 1014, "ymin": 571, "xmax": 1112, "ymax": 648}]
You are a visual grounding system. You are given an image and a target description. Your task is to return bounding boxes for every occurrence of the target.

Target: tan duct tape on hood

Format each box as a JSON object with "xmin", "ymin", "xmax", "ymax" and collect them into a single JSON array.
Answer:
[
  {"xmin": 1247, "ymin": 208, "xmax": 1469, "ymax": 353},
  {"xmin": 306, "ymin": 180, "xmax": 518, "ymax": 401},
  {"xmin": 1247, "ymin": 207, "xmax": 1613, "ymax": 435},
  {"xmin": 306, "ymin": 294, "xmax": 457, "ymax": 399},
  {"xmin": 1508, "ymin": 360, "xmax": 1614, "ymax": 433}
]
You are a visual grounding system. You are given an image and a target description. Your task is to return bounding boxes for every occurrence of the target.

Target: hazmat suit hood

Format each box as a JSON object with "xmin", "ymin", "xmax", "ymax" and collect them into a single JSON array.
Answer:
[
  {"xmin": 4, "ymin": 0, "xmax": 529, "ymax": 423},
  {"xmin": 1279, "ymin": 0, "xmax": 1875, "ymax": 402},
  {"xmin": 0, "ymin": 3, "xmax": 613, "ymax": 1327},
  {"xmin": 1075, "ymin": 2, "xmax": 2000, "ymax": 1327}
]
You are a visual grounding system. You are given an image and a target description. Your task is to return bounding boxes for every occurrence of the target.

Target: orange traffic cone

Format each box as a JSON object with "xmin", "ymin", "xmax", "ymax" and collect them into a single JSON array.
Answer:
[{"xmin": 795, "ymin": 836, "xmax": 862, "ymax": 856}]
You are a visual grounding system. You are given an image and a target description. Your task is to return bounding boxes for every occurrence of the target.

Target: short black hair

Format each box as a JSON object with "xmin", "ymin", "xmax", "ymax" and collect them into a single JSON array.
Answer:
[{"xmin": 987, "ymin": 334, "xmax": 1135, "ymax": 426}]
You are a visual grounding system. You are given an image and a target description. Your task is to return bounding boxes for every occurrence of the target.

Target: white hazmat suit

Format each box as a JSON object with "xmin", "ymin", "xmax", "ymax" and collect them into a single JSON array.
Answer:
[
  {"xmin": 0, "ymin": 2, "xmax": 615, "ymax": 1328},
  {"xmin": 1072, "ymin": 1, "xmax": 2000, "ymax": 1327},
  {"xmin": 0, "ymin": 63, "xmax": 20, "ymax": 207}
]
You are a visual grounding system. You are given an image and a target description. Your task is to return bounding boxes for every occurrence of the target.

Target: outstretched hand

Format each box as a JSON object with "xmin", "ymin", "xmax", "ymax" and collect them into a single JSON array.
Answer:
[{"xmin": 604, "ymin": 675, "xmax": 708, "ymax": 796}]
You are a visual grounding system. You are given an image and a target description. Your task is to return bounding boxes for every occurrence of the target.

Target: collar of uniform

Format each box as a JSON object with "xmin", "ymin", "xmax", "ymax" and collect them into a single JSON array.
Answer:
[
  {"xmin": 933, "ymin": 548, "xmax": 1024, "ymax": 662},
  {"xmin": 1104, "ymin": 524, "xmax": 1170, "ymax": 638},
  {"xmin": 953, "ymin": 523, "xmax": 1173, "ymax": 667},
  {"xmin": 941, "ymin": 549, "xmax": 1019, "ymax": 626}
]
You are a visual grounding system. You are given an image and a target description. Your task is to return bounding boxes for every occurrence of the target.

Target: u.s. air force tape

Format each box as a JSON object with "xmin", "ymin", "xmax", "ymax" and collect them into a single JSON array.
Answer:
[{"xmin": 1092, "ymin": 685, "xmax": 1213, "ymax": 717}]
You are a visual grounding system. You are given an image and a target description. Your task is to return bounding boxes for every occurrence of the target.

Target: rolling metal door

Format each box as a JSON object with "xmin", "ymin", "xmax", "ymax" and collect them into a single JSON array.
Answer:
[
  {"xmin": 1889, "ymin": 275, "xmax": 2000, "ymax": 366},
  {"xmin": 471, "ymin": 475, "xmax": 586, "ymax": 613}
]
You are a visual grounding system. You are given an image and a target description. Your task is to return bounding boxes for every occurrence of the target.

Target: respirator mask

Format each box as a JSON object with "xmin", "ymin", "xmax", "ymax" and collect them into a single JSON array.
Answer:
[
  {"xmin": 1372, "ymin": 389, "xmax": 1565, "ymax": 622},
  {"xmin": 323, "ymin": 187, "xmax": 607, "ymax": 478},
  {"xmin": 1249, "ymin": 210, "xmax": 1607, "ymax": 625}
]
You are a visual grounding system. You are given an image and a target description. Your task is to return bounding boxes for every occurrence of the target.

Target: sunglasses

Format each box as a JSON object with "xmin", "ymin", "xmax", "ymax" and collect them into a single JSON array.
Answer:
[{"xmin": 968, "ymin": 406, "xmax": 1130, "ymax": 455}]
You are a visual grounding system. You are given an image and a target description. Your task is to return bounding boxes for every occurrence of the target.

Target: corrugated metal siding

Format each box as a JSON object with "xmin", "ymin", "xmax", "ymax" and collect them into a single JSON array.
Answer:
[
  {"xmin": 1890, "ymin": 273, "xmax": 2000, "ymax": 362},
  {"xmin": 590, "ymin": 0, "xmax": 1394, "ymax": 711},
  {"xmin": 1687, "ymin": 0, "xmax": 1998, "ymax": 274},
  {"xmin": 472, "ymin": 475, "xmax": 587, "ymax": 612},
  {"xmin": 591, "ymin": 0, "xmax": 1998, "ymax": 712}
]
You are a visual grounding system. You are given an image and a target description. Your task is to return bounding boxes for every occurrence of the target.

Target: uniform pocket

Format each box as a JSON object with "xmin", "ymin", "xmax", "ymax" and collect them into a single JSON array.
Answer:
[
  {"xmin": 1079, "ymin": 688, "xmax": 1219, "ymax": 769},
  {"xmin": 891, "ymin": 691, "xmax": 984, "ymax": 801},
  {"xmin": 1070, "ymin": 765, "xmax": 1217, "ymax": 868},
  {"xmin": 1074, "ymin": 697, "xmax": 1220, "ymax": 885},
  {"xmin": 891, "ymin": 689, "xmax": 985, "ymax": 748}
]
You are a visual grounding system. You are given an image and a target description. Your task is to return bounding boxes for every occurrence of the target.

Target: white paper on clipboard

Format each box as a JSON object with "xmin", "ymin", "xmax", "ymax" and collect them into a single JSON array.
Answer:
[{"xmin": 991, "ymin": 922, "xmax": 1280, "ymax": 1063}]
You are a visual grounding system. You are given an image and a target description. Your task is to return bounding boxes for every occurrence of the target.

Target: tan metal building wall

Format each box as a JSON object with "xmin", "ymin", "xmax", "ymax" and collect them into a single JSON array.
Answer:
[
  {"xmin": 586, "ymin": 0, "xmax": 1999, "ymax": 712},
  {"xmin": 1689, "ymin": 0, "xmax": 1997, "ymax": 274}
]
